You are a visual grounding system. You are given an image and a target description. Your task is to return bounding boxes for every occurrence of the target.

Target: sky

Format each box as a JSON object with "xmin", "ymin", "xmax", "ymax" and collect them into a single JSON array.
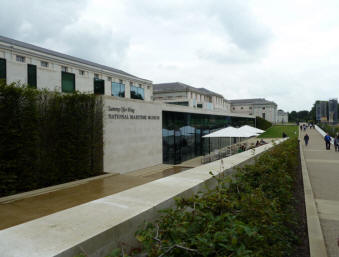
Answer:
[{"xmin": 1, "ymin": 0, "xmax": 339, "ymax": 112}]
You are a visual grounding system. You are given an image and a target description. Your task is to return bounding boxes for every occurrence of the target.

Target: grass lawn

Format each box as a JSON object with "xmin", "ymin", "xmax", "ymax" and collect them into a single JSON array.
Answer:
[{"xmin": 258, "ymin": 125, "xmax": 299, "ymax": 138}]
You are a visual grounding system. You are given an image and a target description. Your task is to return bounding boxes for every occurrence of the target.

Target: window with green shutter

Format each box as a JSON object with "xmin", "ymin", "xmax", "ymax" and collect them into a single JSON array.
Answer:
[
  {"xmin": 27, "ymin": 64, "xmax": 37, "ymax": 88},
  {"xmin": 94, "ymin": 78, "xmax": 105, "ymax": 94},
  {"xmin": 61, "ymin": 71, "xmax": 75, "ymax": 93},
  {"xmin": 0, "ymin": 58, "xmax": 6, "ymax": 83}
]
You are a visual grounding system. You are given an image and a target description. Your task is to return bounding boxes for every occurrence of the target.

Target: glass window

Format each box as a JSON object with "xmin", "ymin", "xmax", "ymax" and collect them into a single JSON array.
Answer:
[
  {"xmin": 27, "ymin": 64, "xmax": 37, "ymax": 88},
  {"xmin": 61, "ymin": 66, "xmax": 68, "ymax": 72},
  {"xmin": 94, "ymin": 79, "xmax": 105, "ymax": 95},
  {"xmin": 61, "ymin": 71, "xmax": 75, "ymax": 93},
  {"xmin": 94, "ymin": 73, "xmax": 99, "ymax": 79},
  {"xmin": 111, "ymin": 82, "xmax": 125, "ymax": 97},
  {"xmin": 16, "ymin": 55, "xmax": 25, "ymax": 62},
  {"xmin": 0, "ymin": 58, "xmax": 6, "ymax": 83},
  {"xmin": 79, "ymin": 70, "xmax": 85, "ymax": 75},
  {"xmin": 131, "ymin": 85, "xmax": 144, "ymax": 100},
  {"xmin": 41, "ymin": 61, "xmax": 48, "ymax": 67}
]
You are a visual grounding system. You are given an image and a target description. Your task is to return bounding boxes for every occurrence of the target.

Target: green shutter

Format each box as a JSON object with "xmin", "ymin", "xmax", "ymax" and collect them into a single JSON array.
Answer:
[
  {"xmin": 0, "ymin": 58, "xmax": 6, "ymax": 83},
  {"xmin": 94, "ymin": 79, "xmax": 105, "ymax": 94},
  {"xmin": 62, "ymin": 72, "xmax": 75, "ymax": 93},
  {"xmin": 27, "ymin": 64, "xmax": 37, "ymax": 88}
]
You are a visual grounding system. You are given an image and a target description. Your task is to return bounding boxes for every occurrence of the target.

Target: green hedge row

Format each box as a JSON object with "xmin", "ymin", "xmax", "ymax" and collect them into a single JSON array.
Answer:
[
  {"xmin": 0, "ymin": 82, "xmax": 103, "ymax": 197},
  {"xmin": 318, "ymin": 123, "xmax": 339, "ymax": 137},
  {"xmin": 256, "ymin": 116, "xmax": 272, "ymax": 130},
  {"xmin": 131, "ymin": 138, "xmax": 300, "ymax": 257}
]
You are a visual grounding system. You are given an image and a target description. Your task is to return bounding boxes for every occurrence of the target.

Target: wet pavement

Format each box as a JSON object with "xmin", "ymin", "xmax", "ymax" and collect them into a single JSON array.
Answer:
[{"xmin": 0, "ymin": 165, "xmax": 191, "ymax": 230}]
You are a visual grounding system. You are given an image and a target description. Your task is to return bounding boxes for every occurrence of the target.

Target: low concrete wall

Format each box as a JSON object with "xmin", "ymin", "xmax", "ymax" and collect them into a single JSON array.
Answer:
[
  {"xmin": 315, "ymin": 125, "xmax": 334, "ymax": 144},
  {"xmin": 0, "ymin": 139, "xmax": 286, "ymax": 257}
]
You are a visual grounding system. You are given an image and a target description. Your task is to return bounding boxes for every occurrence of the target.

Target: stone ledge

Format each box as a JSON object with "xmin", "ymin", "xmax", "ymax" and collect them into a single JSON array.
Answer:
[{"xmin": 0, "ymin": 139, "xmax": 286, "ymax": 257}]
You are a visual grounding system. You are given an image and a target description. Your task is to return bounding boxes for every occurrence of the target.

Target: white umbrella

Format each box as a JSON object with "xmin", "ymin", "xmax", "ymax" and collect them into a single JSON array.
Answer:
[{"xmin": 239, "ymin": 125, "xmax": 265, "ymax": 134}]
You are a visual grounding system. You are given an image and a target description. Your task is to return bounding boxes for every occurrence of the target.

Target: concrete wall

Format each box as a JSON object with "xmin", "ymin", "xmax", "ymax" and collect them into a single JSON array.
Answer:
[
  {"xmin": 103, "ymin": 96, "xmax": 163, "ymax": 174},
  {"xmin": 0, "ymin": 139, "xmax": 286, "ymax": 257}
]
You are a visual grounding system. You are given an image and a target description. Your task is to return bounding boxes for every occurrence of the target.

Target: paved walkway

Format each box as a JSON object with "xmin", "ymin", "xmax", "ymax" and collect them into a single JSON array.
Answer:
[
  {"xmin": 0, "ymin": 164, "xmax": 194, "ymax": 230},
  {"xmin": 301, "ymin": 127, "xmax": 339, "ymax": 257}
]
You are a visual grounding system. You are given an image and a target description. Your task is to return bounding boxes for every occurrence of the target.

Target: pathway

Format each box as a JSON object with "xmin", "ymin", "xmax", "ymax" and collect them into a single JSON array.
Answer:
[{"xmin": 301, "ymin": 127, "xmax": 339, "ymax": 257}]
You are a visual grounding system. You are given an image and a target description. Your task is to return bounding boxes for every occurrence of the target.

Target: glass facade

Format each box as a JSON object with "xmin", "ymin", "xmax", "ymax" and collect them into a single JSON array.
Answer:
[
  {"xmin": 162, "ymin": 111, "xmax": 255, "ymax": 164},
  {"xmin": 131, "ymin": 85, "xmax": 144, "ymax": 100},
  {"xmin": 111, "ymin": 82, "xmax": 125, "ymax": 97}
]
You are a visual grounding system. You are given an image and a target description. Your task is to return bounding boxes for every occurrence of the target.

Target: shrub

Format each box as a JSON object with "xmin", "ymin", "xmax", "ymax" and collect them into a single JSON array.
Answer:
[
  {"xmin": 134, "ymin": 138, "xmax": 300, "ymax": 257},
  {"xmin": 256, "ymin": 116, "xmax": 272, "ymax": 130},
  {"xmin": 0, "ymin": 82, "xmax": 103, "ymax": 197}
]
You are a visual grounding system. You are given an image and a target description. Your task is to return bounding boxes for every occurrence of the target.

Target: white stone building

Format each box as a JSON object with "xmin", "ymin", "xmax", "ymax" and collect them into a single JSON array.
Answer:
[
  {"xmin": 230, "ymin": 98, "xmax": 278, "ymax": 123},
  {"xmin": 0, "ymin": 35, "xmax": 153, "ymax": 101},
  {"xmin": 153, "ymin": 82, "xmax": 231, "ymax": 112},
  {"xmin": 276, "ymin": 109, "xmax": 289, "ymax": 123}
]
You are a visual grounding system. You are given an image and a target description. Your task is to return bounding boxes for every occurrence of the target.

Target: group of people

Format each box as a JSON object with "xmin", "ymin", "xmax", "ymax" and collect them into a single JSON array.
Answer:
[
  {"xmin": 324, "ymin": 132, "xmax": 339, "ymax": 151},
  {"xmin": 300, "ymin": 123, "xmax": 314, "ymax": 131},
  {"xmin": 302, "ymin": 123, "xmax": 339, "ymax": 151}
]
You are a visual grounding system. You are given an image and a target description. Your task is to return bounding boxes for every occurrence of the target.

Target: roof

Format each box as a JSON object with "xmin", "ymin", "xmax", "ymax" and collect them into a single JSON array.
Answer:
[
  {"xmin": 229, "ymin": 98, "xmax": 277, "ymax": 106},
  {"xmin": 0, "ymin": 35, "xmax": 149, "ymax": 82},
  {"xmin": 153, "ymin": 82, "xmax": 223, "ymax": 97}
]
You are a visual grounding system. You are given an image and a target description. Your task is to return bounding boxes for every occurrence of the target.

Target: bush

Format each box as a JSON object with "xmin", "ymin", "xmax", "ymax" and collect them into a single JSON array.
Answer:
[
  {"xmin": 0, "ymin": 82, "xmax": 103, "ymax": 197},
  {"xmin": 318, "ymin": 123, "xmax": 339, "ymax": 137},
  {"xmin": 256, "ymin": 116, "xmax": 272, "ymax": 130},
  {"xmin": 134, "ymin": 138, "xmax": 300, "ymax": 257}
]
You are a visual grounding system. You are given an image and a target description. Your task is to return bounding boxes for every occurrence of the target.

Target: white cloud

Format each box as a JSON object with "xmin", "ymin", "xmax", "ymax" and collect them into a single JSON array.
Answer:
[{"xmin": 1, "ymin": 0, "xmax": 339, "ymax": 111}]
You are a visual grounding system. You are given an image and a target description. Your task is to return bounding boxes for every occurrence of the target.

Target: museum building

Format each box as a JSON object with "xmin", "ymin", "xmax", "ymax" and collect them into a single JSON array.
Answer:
[{"xmin": 0, "ymin": 35, "xmax": 255, "ymax": 173}]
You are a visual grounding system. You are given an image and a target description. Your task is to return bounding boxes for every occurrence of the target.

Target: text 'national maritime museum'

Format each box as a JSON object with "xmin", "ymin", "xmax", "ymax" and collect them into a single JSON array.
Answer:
[{"xmin": 0, "ymin": 35, "xmax": 255, "ymax": 173}]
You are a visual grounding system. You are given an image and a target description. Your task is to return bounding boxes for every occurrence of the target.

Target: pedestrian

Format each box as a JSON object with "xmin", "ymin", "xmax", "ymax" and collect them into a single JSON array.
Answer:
[
  {"xmin": 304, "ymin": 133, "xmax": 309, "ymax": 146},
  {"xmin": 334, "ymin": 134, "xmax": 339, "ymax": 152},
  {"xmin": 324, "ymin": 133, "xmax": 331, "ymax": 150}
]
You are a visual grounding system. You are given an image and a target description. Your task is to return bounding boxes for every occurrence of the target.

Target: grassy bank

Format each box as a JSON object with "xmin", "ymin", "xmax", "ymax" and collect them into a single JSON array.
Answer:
[{"xmin": 259, "ymin": 125, "xmax": 298, "ymax": 138}]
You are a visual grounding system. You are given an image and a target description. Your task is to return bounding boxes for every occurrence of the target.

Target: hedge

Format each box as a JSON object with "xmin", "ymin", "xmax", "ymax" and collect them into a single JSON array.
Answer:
[
  {"xmin": 130, "ymin": 138, "xmax": 300, "ymax": 257},
  {"xmin": 256, "ymin": 116, "xmax": 272, "ymax": 130},
  {"xmin": 0, "ymin": 82, "xmax": 103, "ymax": 197}
]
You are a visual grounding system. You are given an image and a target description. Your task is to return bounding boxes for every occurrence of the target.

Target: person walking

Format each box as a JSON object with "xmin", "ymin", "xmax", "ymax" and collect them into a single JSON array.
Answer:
[
  {"xmin": 304, "ymin": 133, "xmax": 309, "ymax": 146},
  {"xmin": 334, "ymin": 134, "xmax": 339, "ymax": 152},
  {"xmin": 324, "ymin": 133, "xmax": 331, "ymax": 150}
]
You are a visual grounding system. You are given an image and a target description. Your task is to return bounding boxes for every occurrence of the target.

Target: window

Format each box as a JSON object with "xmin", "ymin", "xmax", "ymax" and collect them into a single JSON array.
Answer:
[
  {"xmin": 40, "ymin": 61, "xmax": 48, "ymax": 67},
  {"xmin": 27, "ymin": 64, "xmax": 37, "ymax": 88},
  {"xmin": 249, "ymin": 107, "xmax": 252, "ymax": 110},
  {"xmin": 61, "ymin": 66, "xmax": 68, "ymax": 72},
  {"xmin": 94, "ymin": 79, "xmax": 105, "ymax": 95},
  {"xmin": 130, "ymin": 81, "xmax": 133, "ymax": 86},
  {"xmin": 197, "ymin": 104, "xmax": 203, "ymax": 108},
  {"xmin": 119, "ymin": 79, "xmax": 123, "ymax": 84},
  {"xmin": 0, "ymin": 58, "xmax": 6, "ymax": 83},
  {"xmin": 262, "ymin": 107, "xmax": 265, "ymax": 110},
  {"xmin": 94, "ymin": 73, "xmax": 99, "ymax": 79},
  {"xmin": 61, "ymin": 71, "xmax": 75, "ymax": 93},
  {"xmin": 79, "ymin": 70, "xmax": 85, "ymax": 76},
  {"xmin": 262, "ymin": 113, "xmax": 266, "ymax": 119},
  {"xmin": 131, "ymin": 85, "xmax": 144, "ymax": 100},
  {"xmin": 111, "ymin": 82, "xmax": 125, "ymax": 97},
  {"xmin": 107, "ymin": 76, "xmax": 112, "ymax": 81},
  {"xmin": 16, "ymin": 55, "xmax": 25, "ymax": 62}
]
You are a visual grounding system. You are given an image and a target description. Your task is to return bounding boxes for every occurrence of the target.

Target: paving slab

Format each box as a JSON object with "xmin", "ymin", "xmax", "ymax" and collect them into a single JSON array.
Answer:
[{"xmin": 301, "ymin": 126, "xmax": 339, "ymax": 257}]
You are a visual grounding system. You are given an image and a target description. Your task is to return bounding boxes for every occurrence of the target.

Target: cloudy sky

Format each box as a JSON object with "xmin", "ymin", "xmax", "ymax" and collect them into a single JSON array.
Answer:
[{"xmin": 1, "ymin": 0, "xmax": 339, "ymax": 111}]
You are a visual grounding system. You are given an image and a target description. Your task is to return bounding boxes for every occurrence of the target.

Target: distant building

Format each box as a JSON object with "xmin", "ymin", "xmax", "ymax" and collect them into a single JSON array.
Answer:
[
  {"xmin": 328, "ymin": 99, "xmax": 338, "ymax": 123},
  {"xmin": 316, "ymin": 99, "xmax": 338, "ymax": 124},
  {"xmin": 229, "ymin": 98, "xmax": 278, "ymax": 123},
  {"xmin": 277, "ymin": 109, "xmax": 289, "ymax": 123},
  {"xmin": 153, "ymin": 82, "xmax": 231, "ymax": 112},
  {"xmin": 0, "ymin": 35, "xmax": 153, "ymax": 100}
]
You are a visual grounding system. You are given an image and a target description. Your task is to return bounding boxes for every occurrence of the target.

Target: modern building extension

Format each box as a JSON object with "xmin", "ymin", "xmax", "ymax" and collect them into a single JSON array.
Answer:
[
  {"xmin": 0, "ymin": 35, "xmax": 153, "ymax": 101},
  {"xmin": 153, "ymin": 82, "xmax": 231, "ymax": 112},
  {"xmin": 316, "ymin": 99, "xmax": 338, "ymax": 124},
  {"xmin": 229, "ymin": 98, "xmax": 278, "ymax": 123}
]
